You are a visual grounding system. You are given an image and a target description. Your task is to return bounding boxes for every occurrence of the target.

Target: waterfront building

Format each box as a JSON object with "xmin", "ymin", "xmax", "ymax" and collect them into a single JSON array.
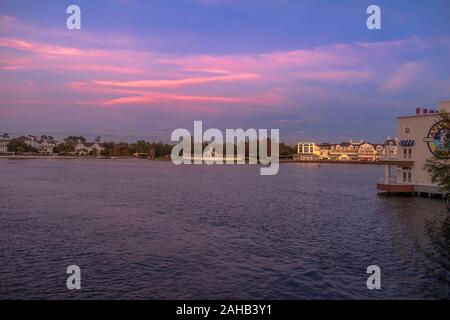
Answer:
[
  {"xmin": 381, "ymin": 138, "xmax": 398, "ymax": 160},
  {"xmin": 75, "ymin": 142, "xmax": 105, "ymax": 155},
  {"xmin": 296, "ymin": 140, "xmax": 388, "ymax": 162},
  {"xmin": 0, "ymin": 137, "xmax": 10, "ymax": 154},
  {"xmin": 357, "ymin": 143, "xmax": 377, "ymax": 161},
  {"xmin": 329, "ymin": 141, "xmax": 361, "ymax": 161},
  {"xmin": 377, "ymin": 101, "xmax": 450, "ymax": 195},
  {"xmin": 85, "ymin": 142, "xmax": 104, "ymax": 155},
  {"xmin": 374, "ymin": 144, "xmax": 385, "ymax": 161},
  {"xmin": 38, "ymin": 139, "xmax": 56, "ymax": 155},
  {"xmin": 357, "ymin": 143, "xmax": 386, "ymax": 161},
  {"xmin": 20, "ymin": 135, "xmax": 41, "ymax": 149},
  {"xmin": 74, "ymin": 143, "xmax": 86, "ymax": 155},
  {"xmin": 296, "ymin": 142, "xmax": 321, "ymax": 160},
  {"xmin": 318, "ymin": 143, "xmax": 331, "ymax": 160}
]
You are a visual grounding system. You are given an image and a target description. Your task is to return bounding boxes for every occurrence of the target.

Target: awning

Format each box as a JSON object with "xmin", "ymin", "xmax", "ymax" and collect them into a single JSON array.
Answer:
[{"xmin": 400, "ymin": 140, "xmax": 415, "ymax": 146}]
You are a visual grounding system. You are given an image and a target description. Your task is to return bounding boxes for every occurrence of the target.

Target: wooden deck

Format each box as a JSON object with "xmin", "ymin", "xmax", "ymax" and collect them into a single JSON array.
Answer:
[{"xmin": 377, "ymin": 183, "xmax": 414, "ymax": 193}]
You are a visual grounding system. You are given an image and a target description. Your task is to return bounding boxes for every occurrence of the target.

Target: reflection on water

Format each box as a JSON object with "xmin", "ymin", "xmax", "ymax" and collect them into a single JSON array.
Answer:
[{"xmin": 0, "ymin": 159, "xmax": 448, "ymax": 299}]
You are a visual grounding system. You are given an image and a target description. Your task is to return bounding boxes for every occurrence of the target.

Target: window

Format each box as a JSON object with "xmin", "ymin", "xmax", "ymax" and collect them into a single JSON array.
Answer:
[
  {"xmin": 402, "ymin": 172, "xmax": 411, "ymax": 183},
  {"xmin": 403, "ymin": 147, "xmax": 413, "ymax": 159},
  {"xmin": 402, "ymin": 167, "xmax": 412, "ymax": 183}
]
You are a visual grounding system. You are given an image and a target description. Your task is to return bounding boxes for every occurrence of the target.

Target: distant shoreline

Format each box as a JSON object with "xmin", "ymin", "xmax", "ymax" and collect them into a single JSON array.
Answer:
[
  {"xmin": 0, "ymin": 155, "xmax": 169, "ymax": 161},
  {"xmin": 280, "ymin": 159, "xmax": 384, "ymax": 165},
  {"xmin": 0, "ymin": 155, "xmax": 384, "ymax": 165}
]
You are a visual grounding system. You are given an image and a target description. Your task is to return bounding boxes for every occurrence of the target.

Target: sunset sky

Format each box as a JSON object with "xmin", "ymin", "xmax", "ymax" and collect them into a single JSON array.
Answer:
[{"xmin": 0, "ymin": 0, "xmax": 449, "ymax": 143}]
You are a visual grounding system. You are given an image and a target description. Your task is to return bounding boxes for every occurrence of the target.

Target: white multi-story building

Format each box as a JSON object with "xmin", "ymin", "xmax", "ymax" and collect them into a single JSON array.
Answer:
[
  {"xmin": 0, "ymin": 137, "xmax": 10, "ymax": 154},
  {"xmin": 381, "ymin": 138, "xmax": 398, "ymax": 160},
  {"xmin": 378, "ymin": 100, "xmax": 450, "ymax": 195},
  {"xmin": 75, "ymin": 142, "xmax": 104, "ymax": 155},
  {"xmin": 358, "ymin": 143, "xmax": 377, "ymax": 162},
  {"xmin": 296, "ymin": 142, "xmax": 321, "ymax": 160},
  {"xmin": 38, "ymin": 140, "xmax": 56, "ymax": 155},
  {"xmin": 22, "ymin": 135, "xmax": 40, "ymax": 149}
]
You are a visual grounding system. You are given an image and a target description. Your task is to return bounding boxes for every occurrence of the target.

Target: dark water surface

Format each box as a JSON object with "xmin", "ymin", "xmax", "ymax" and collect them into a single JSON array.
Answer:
[{"xmin": 0, "ymin": 159, "xmax": 449, "ymax": 299}]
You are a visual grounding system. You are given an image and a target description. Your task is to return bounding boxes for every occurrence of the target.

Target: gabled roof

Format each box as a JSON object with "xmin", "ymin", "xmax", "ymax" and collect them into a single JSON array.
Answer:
[
  {"xmin": 359, "ymin": 142, "xmax": 374, "ymax": 147},
  {"xmin": 84, "ymin": 142, "xmax": 102, "ymax": 147},
  {"xmin": 39, "ymin": 140, "xmax": 56, "ymax": 146}
]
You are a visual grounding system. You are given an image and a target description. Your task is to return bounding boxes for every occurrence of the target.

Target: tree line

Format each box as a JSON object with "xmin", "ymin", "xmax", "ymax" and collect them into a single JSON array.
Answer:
[{"xmin": 3, "ymin": 133, "xmax": 297, "ymax": 158}]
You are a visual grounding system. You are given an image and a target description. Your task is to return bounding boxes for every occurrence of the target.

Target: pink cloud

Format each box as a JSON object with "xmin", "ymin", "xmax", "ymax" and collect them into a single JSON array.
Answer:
[
  {"xmin": 101, "ymin": 93, "xmax": 242, "ymax": 105},
  {"xmin": 157, "ymin": 43, "xmax": 366, "ymax": 75},
  {"xmin": 381, "ymin": 62, "xmax": 424, "ymax": 93},
  {"xmin": 91, "ymin": 73, "xmax": 260, "ymax": 89},
  {"xmin": 0, "ymin": 37, "xmax": 104, "ymax": 57},
  {"xmin": 68, "ymin": 82, "xmax": 144, "ymax": 96},
  {"xmin": 1, "ymin": 58, "xmax": 142, "ymax": 75},
  {"xmin": 98, "ymin": 91, "xmax": 282, "ymax": 107},
  {"xmin": 0, "ymin": 17, "xmax": 441, "ymax": 117}
]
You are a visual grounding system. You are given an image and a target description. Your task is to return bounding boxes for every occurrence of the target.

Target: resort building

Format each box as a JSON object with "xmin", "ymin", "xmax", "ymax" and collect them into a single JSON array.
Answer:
[
  {"xmin": 329, "ymin": 141, "xmax": 361, "ymax": 161},
  {"xmin": 21, "ymin": 135, "xmax": 41, "ymax": 149},
  {"xmin": 358, "ymin": 143, "xmax": 376, "ymax": 162},
  {"xmin": 75, "ymin": 142, "xmax": 105, "ymax": 156},
  {"xmin": 318, "ymin": 143, "xmax": 332, "ymax": 160},
  {"xmin": 38, "ymin": 139, "xmax": 56, "ymax": 155},
  {"xmin": 377, "ymin": 101, "xmax": 450, "ymax": 195},
  {"xmin": 0, "ymin": 137, "xmax": 10, "ymax": 154},
  {"xmin": 296, "ymin": 139, "xmax": 392, "ymax": 162},
  {"xmin": 296, "ymin": 142, "xmax": 321, "ymax": 160},
  {"xmin": 381, "ymin": 138, "xmax": 398, "ymax": 160},
  {"xmin": 376, "ymin": 144, "xmax": 385, "ymax": 160}
]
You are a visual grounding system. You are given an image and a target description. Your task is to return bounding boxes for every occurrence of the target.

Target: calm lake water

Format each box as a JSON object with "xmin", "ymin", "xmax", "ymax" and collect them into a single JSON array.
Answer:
[{"xmin": 0, "ymin": 159, "xmax": 449, "ymax": 299}]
